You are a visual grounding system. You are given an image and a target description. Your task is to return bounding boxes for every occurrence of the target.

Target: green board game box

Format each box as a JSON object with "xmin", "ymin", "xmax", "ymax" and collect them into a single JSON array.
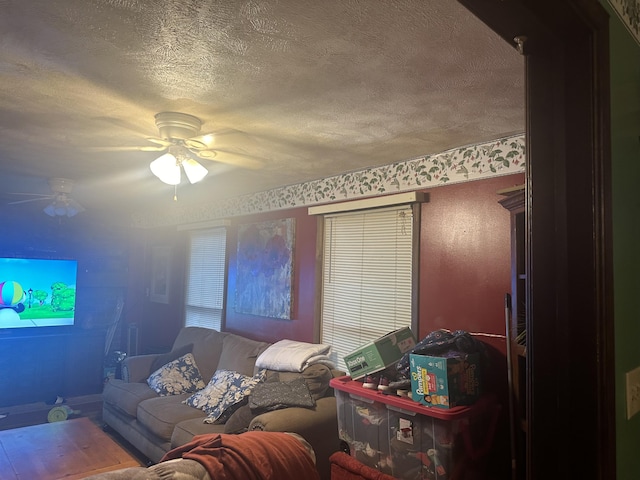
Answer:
[{"xmin": 344, "ymin": 327, "xmax": 416, "ymax": 380}]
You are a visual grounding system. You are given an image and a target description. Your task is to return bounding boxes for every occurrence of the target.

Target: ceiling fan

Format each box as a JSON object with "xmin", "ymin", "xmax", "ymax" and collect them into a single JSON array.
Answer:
[
  {"xmin": 89, "ymin": 112, "xmax": 264, "ymax": 186},
  {"xmin": 7, "ymin": 178, "xmax": 85, "ymax": 217}
]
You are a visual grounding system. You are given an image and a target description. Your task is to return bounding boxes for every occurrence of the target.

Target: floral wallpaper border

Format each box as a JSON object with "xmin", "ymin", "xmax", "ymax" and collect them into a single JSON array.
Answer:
[
  {"xmin": 132, "ymin": 133, "xmax": 525, "ymax": 228},
  {"xmin": 609, "ymin": 0, "xmax": 640, "ymax": 45}
]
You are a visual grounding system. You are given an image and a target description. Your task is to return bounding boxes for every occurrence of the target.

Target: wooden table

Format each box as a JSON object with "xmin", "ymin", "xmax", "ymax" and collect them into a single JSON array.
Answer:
[{"xmin": 0, "ymin": 417, "xmax": 143, "ymax": 479}]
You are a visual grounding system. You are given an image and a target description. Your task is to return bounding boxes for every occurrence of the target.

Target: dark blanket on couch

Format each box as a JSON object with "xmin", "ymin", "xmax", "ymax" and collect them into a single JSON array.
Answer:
[{"xmin": 161, "ymin": 431, "xmax": 321, "ymax": 480}]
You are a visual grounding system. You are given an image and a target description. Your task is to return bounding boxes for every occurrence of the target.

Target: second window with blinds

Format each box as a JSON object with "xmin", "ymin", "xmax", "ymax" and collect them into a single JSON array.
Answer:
[
  {"xmin": 320, "ymin": 204, "xmax": 417, "ymax": 371},
  {"xmin": 184, "ymin": 227, "xmax": 227, "ymax": 331}
]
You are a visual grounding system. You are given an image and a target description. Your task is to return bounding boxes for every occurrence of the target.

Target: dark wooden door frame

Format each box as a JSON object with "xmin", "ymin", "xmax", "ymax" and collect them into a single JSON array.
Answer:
[{"xmin": 458, "ymin": 1, "xmax": 614, "ymax": 479}]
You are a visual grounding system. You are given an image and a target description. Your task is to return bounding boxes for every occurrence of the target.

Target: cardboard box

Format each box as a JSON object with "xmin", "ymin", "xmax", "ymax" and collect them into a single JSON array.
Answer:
[
  {"xmin": 409, "ymin": 352, "xmax": 481, "ymax": 409},
  {"xmin": 343, "ymin": 327, "xmax": 416, "ymax": 380}
]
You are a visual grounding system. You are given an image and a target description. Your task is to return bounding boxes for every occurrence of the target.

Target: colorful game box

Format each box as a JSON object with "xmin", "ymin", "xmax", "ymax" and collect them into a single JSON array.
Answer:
[{"xmin": 410, "ymin": 352, "xmax": 481, "ymax": 409}]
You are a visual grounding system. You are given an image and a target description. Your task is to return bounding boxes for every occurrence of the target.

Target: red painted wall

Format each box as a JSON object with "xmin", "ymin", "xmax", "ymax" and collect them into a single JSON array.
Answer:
[
  {"xmin": 417, "ymin": 174, "xmax": 523, "ymax": 474},
  {"xmin": 419, "ymin": 175, "xmax": 520, "ymax": 343},
  {"xmin": 126, "ymin": 226, "xmax": 188, "ymax": 353},
  {"xmin": 131, "ymin": 174, "xmax": 524, "ymax": 359}
]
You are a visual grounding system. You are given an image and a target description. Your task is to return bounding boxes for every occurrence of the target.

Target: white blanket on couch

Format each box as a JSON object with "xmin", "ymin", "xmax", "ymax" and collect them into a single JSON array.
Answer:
[{"xmin": 255, "ymin": 339, "xmax": 335, "ymax": 372}]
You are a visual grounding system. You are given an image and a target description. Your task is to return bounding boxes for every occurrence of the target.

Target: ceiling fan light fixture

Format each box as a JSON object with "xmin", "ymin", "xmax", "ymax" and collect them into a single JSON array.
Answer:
[
  {"xmin": 182, "ymin": 157, "xmax": 208, "ymax": 184},
  {"xmin": 150, "ymin": 152, "xmax": 181, "ymax": 185},
  {"xmin": 150, "ymin": 147, "xmax": 208, "ymax": 185},
  {"xmin": 43, "ymin": 195, "xmax": 85, "ymax": 218},
  {"xmin": 43, "ymin": 203, "xmax": 57, "ymax": 217},
  {"xmin": 65, "ymin": 198, "xmax": 86, "ymax": 217}
]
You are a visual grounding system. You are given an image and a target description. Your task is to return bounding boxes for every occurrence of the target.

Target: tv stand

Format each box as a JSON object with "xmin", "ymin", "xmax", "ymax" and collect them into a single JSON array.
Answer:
[{"xmin": 0, "ymin": 329, "xmax": 105, "ymax": 408}]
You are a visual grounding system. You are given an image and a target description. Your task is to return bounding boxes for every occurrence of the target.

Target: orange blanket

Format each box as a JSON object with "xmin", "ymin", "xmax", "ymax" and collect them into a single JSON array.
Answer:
[
  {"xmin": 329, "ymin": 452, "xmax": 396, "ymax": 480},
  {"xmin": 161, "ymin": 431, "xmax": 320, "ymax": 480}
]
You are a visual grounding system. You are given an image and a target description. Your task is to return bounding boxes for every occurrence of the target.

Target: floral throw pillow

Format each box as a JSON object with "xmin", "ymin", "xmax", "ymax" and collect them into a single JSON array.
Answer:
[
  {"xmin": 147, "ymin": 353, "xmax": 206, "ymax": 396},
  {"xmin": 184, "ymin": 369, "xmax": 266, "ymax": 424}
]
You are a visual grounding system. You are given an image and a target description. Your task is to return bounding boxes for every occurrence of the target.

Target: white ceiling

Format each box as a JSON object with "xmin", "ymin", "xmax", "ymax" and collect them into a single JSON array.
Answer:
[{"xmin": 0, "ymin": 0, "xmax": 524, "ymax": 217}]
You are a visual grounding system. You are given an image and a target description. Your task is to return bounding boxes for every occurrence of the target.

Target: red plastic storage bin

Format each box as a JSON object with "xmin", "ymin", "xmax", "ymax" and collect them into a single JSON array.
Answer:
[{"xmin": 330, "ymin": 376, "xmax": 499, "ymax": 480}]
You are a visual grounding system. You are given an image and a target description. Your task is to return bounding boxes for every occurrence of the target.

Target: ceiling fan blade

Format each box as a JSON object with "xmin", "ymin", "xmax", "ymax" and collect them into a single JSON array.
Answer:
[
  {"xmin": 193, "ymin": 148, "xmax": 264, "ymax": 169},
  {"xmin": 85, "ymin": 145, "xmax": 167, "ymax": 152},
  {"xmin": 184, "ymin": 135, "xmax": 214, "ymax": 150},
  {"xmin": 6, "ymin": 192, "xmax": 53, "ymax": 197},
  {"xmin": 8, "ymin": 196, "xmax": 52, "ymax": 205},
  {"xmin": 145, "ymin": 137, "xmax": 173, "ymax": 147},
  {"xmin": 185, "ymin": 128, "xmax": 256, "ymax": 151},
  {"xmin": 91, "ymin": 115, "xmax": 157, "ymax": 138}
]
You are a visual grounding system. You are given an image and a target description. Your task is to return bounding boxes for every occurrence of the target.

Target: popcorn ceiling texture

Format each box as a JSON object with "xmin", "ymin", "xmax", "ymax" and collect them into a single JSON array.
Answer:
[{"xmin": 0, "ymin": 0, "xmax": 524, "ymax": 215}]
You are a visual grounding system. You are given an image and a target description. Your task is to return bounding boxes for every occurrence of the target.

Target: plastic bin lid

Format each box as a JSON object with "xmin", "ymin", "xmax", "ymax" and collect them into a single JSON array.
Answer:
[{"xmin": 330, "ymin": 375, "xmax": 494, "ymax": 420}]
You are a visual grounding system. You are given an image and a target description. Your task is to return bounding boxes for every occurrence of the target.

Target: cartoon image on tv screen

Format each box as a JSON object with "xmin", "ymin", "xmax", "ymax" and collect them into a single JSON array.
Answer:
[{"xmin": 0, "ymin": 258, "xmax": 78, "ymax": 329}]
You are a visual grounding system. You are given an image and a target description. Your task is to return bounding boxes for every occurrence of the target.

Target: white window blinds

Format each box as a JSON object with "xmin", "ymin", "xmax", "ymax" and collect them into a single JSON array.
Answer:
[
  {"xmin": 321, "ymin": 205, "xmax": 415, "ymax": 371},
  {"xmin": 184, "ymin": 227, "xmax": 227, "ymax": 330}
]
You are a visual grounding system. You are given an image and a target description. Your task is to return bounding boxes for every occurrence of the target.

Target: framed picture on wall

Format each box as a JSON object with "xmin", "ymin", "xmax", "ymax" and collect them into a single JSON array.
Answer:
[
  {"xmin": 150, "ymin": 246, "xmax": 171, "ymax": 304},
  {"xmin": 235, "ymin": 218, "xmax": 295, "ymax": 319}
]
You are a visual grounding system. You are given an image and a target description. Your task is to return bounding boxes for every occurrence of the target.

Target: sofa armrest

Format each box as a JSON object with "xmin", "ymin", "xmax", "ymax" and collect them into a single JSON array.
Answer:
[
  {"xmin": 249, "ymin": 397, "xmax": 340, "ymax": 480},
  {"xmin": 121, "ymin": 354, "xmax": 161, "ymax": 383},
  {"xmin": 249, "ymin": 396, "xmax": 336, "ymax": 434}
]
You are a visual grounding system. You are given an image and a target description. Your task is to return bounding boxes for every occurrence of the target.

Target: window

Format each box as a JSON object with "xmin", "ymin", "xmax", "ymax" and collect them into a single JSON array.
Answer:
[
  {"xmin": 184, "ymin": 227, "xmax": 227, "ymax": 330},
  {"xmin": 320, "ymin": 204, "xmax": 416, "ymax": 370}
]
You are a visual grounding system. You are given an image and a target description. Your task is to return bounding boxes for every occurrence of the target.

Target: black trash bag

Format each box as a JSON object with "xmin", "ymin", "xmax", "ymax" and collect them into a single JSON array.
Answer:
[{"xmin": 395, "ymin": 329, "xmax": 487, "ymax": 379}]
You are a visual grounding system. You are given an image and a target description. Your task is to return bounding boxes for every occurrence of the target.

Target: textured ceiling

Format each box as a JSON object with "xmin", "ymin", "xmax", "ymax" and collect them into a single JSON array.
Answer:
[{"xmin": 0, "ymin": 0, "xmax": 524, "ymax": 217}]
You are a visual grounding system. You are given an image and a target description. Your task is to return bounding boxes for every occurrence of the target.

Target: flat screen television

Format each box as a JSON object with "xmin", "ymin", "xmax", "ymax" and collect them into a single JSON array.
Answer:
[{"xmin": 0, "ymin": 257, "xmax": 78, "ymax": 330}]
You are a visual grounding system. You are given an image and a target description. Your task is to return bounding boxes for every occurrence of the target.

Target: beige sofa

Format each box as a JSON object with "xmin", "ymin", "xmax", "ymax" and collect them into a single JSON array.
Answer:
[{"xmin": 102, "ymin": 327, "xmax": 342, "ymax": 480}]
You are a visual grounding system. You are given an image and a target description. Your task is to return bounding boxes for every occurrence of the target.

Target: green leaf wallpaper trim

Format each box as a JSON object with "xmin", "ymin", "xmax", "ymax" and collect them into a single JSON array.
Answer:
[{"xmin": 608, "ymin": 0, "xmax": 640, "ymax": 45}]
